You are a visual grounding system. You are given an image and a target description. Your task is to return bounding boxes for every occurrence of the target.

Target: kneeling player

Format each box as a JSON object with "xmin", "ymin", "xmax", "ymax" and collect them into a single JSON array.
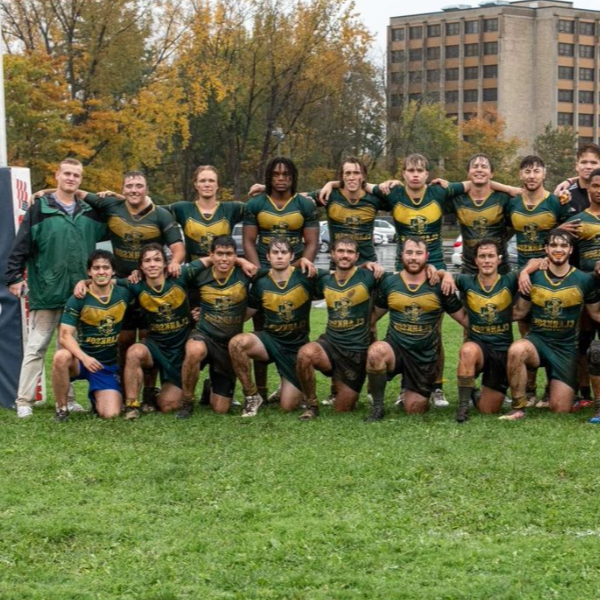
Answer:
[
  {"xmin": 230, "ymin": 238, "xmax": 315, "ymax": 417},
  {"xmin": 366, "ymin": 237, "xmax": 467, "ymax": 420},
  {"xmin": 296, "ymin": 238, "xmax": 380, "ymax": 418},
  {"xmin": 52, "ymin": 250, "xmax": 133, "ymax": 421}
]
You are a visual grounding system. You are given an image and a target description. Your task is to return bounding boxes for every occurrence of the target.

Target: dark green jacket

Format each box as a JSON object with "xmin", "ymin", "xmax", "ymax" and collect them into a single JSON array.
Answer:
[{"xmin": 5, "ymin": 195, "xmax": 107, "ymax": 310}]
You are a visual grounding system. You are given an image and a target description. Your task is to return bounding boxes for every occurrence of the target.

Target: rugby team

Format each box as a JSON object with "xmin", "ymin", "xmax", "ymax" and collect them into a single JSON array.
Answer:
[{"xmin": 6, "ymin": 146, "xmax": 600, "ymax": 424}]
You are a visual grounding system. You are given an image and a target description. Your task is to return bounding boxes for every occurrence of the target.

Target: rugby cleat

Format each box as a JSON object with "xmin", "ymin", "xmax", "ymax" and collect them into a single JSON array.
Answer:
[
  {"xmin": 241, "ymin": 394, "xmax": 263, "ymax": 418},
  {"xmin": 321, "ymin": 394, "xmax": 336, "ymax": 406},
  {"xmin": 124, "ymin": 407, "xmax": 140, "ymax": 421},
  {"xmin": 498, "ymin": 410, "xmax": 526, "ymax": 421},
  {"xmin": 54, "ymin": 408, "xmax": 69, "ymax": 423},
  {"xmin": 67, "ymin": 401, "xmax": 86, "ymax": 413},
  {"xmin": 365, "ymin": 406, "xmax": 385, "ymax": 422},
  {"xmin": 430, "ymin": 388, "xmax": 449, "ymax": 408},
  {"xmin": 299, "ymin": 406, "xmax": 319, "ymax": 420},
  {"xmin": 16, "ymin": 404, "xmax": 33, "ymax": 419}
]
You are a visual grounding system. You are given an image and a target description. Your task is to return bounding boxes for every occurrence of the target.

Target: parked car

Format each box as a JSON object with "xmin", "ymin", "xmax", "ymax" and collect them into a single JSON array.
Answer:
[
  {"xmin": 232, "ymin": 223, "xmax": 245, "ymax": 255},
  {"xmin": 374, "ymin": 219, "xmax": 396, "ymax": 244},
  {"xmin": 451, "ymin": 234, "xmax": 518, "ymax": 269}
]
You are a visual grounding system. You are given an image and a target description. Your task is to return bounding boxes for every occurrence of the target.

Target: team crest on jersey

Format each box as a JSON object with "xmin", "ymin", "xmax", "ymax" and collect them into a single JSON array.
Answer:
[
  {"xmin": 215, "ymin": 296, "xmax": 233, "ymax": 311},
  {"xmin": 404, "ymin": 302, "xmax": 422, "ymax": 323},
  {"xmin": 334, "ymin": 296, "xmax": 353, "ymax": 318},
  {"xmin": 200, "ymin": 233, "xmax": 215, "ymax": 252},
  {"xmin": 124, "ymin": 231, "xmax": 146, "ymax": 249},
  {"xmin": 473, "ymin": 217, "xmax": 489, "ymax": 236},
  {"xmin": 278, "ymin": 301, "xmax": 295, "ymax": 323},
  {"xmin": 344, "ymin": 215, "xmax": 362, "ymax": 229},
  {"xmin": 273, "ymin": 221, "xmax": 290, "ymax": 235},
  {"xmin": 158, "ymin": 302, "xmax": 174, "ymax": 321},
  {"xmin": 410, "ymin": 216, "xmax": 428, "ymax": 235},
  {"xmin": 544, "ymin": 298, "xmax": 563, "ymax": 318},
  {"xmin": 98, "ymin": 316, "xmax": 116, "ymax": 335},
  {"xmin": 481, "ymin": 303, "xmax": 498, "ymax": 324},
  {"xmin": 523, "ymin": 223, "xmax": 539, "ymax": 242}
]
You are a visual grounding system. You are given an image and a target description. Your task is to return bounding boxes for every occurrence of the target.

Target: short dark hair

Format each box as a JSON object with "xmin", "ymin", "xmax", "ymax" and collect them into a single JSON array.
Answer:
[
  {"xmin": 123, "ymin": 171, "xmax": 147, "ymax": 186},
  {"xmin": 402, "ymin": 235, "xmax": 428, "ymax": 250},
  {"xmin": 588, "ymin": 168, "xmax": 600, "ymax": 181},
  {"xmin": 467, "ymin": 153, "xmax": 494, "ymax": 173},
  {"xmin": 210, "ymin": 235, "xmax": 237, "ymax": 253},
  {"xmin": 546, "ymin": 228, "xmax": 574, "ymax": 248},
  {"xmin": 577, "ymin": 143, "xmax": 600, "ymax": 161},
  {"xmin": 265, "ymin": 157, "xmax": 298, "ymax": 196},
  {"xmin": 332, "ymin": 236, "xmax": 358, "ymax": 251},
  {"xmin": 139, "ymin": 243, "xmax": 168, "ymax": 269},
  {"xmin": 337, "ymin": 157, "xmax": 368, "ymax": 189},
  {"xmin": 473, "ymin": 238, "xmax": 502, "ymax": 257},
  {"xmin": 87, "ymin": 249, "xmax": 116, "ymax": 270},
  {"xmin": 267, "ymin": 236, "xmax": 294, "ymax": 254},
  {"xmin": 519, "ymin": 155, "xmax": 545, "ymax": 170}
]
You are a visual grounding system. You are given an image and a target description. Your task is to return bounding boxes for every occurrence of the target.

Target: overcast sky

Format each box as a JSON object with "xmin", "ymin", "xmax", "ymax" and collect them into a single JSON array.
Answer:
[{"xmin": 353, "ymin": 0, "xmax": 600, "ymax": 55}]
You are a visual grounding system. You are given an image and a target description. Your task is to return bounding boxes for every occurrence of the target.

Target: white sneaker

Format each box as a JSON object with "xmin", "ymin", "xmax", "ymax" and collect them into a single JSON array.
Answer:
[
  {"xmin": 430, "ymin": 388, "xmax": 449, "ymax": 408},
  {"xmin": 67, "ymin": 401, "xmax": 86, "ymax": 413},
  {"xmin": 33, "ymin": 399, "xmax": 46, "ymax": 408},
  {"xmin": 395, "ymin": 390, "xmax": 405, "ymax": 407},
  {"xmin": 17, "ymin": 404, "xmax": 33, "ymax": 418},
  {"xmin": 321, "ymin": 394, "xmax": 336, "ymax": 406},
  {"xmin": 241, "ymin": 394, "xmax": 263, "ymax": 417}
]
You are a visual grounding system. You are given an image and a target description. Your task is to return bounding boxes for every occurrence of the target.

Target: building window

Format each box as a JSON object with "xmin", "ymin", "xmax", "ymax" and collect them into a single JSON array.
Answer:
[
  {"xmin": 446, "ymin": 68, "xmax": 459, "ymax": 81},
  {"xmin": 390, "ymin": 94, "xmax": 402, "ymax": 108},
  {"xmin": 558, "ymin": 112, "xmax": 574, "ymax": 126},
  {"xmin": 464, "ymin": 89, "xmax": 478, "ymax": 103},
  {"xmin": 483, "ymin": 88, "xmax": 498, "ymax": 101},
  {"xmin": 579, "ymin": 90, "xmax": 594, "ymax": 104},
  {"xmin": 580, "ymin": 68, "xmax": 594, "ymax": 81},
  {"xmin": 580, "ymin": 45, "xmax": 595, "ymax": 59},
  {"xmin": 409, "ymin": 26, "xmax": 423, "ymax": 40},
  {"xmin": 465, "ymin": 20, "xmax": 479, "ymax": 34},
  {"xmin": 409, "ymin": 48, "xmax": 423, "ymax": 61},
  {"xmin": 463, "ymin": 114, "xmax": 475, "ymax": 123},
  {"xmin": 409, "ymin": 93, "xmax": 421, "ymax": 102},
  {"xmin": 390, "ymin": 72, "xmax": 403, "ymax": 85},
  {"xmin": 427, "ymin": 69, "xmax": 440, "ymax": 82},
  {"xmin": 558, "ymin": 66, "xmax": 574, "ymax": 80},
  {"xmin": 483, "ymin": 18, "xmax": 498, "ymax": 32},
  {"xmin": 558, "ymin": 20, "xmax": 574, "ymax": 33},
  {"xmin": 464, "ymin": 43, "xmax": 479, "ymax": 57},
  {"xmin": 446, "ymin": 45, "xmax": 459, "ymax": 59},
  {"xmin": 427, "ymin": 24, "xmax": 440, "ymax": 38},
  {"xmin": 447, "ymin": 113, "xmax": 458, "ymax": 121},
  {"xmin": 464, "ymin": 66, "xmax": 479, "ymax": 80},
  {"xmin": 483, "ymin": 64, "xmax": 498, "ymax": 79},
  {"xmin": 484, "ymin": 42, "xmax": 498, "ymax": 55},
  {"xmin": 445, "ymin": 90, "xmax": 459, "ymax": 103},
  {"xmin": 391, "ymin": 28, "xmax": 405, "ymax": 42},
  {"xmin": 580, "ymin": 136, "xmax": 594, "ymax": 144},
  {"xmin": 409, "ymin": 71, "xmax": 422, "ymax": 83},
  {"xmin": 558, "ymin": 89, "xmax": 574, "ymax": 102},
  {"xmin": 579, "ymin": 113, "xmax": 594, "ymax": 127},
  {"xmin": 391, "ymin": 50, "xmax": 405, "ymax": 63},
  {"xmin": 426, "ymin": 46, "xmax": 441, "ymax": 60},
  {"xmin": 558, "ymin": 43, "xmax": 574, "ymax": 57},
  {"xmin": 446, "ymin": 22, "xmax": 460, "ymax": 36},
  {"xmin": 428, "ymin": 92, "xmax": 440, "ymax": 102},
  {"xmin": 579, "ymin": 22, "xmax": 595, "ymax": 36}
]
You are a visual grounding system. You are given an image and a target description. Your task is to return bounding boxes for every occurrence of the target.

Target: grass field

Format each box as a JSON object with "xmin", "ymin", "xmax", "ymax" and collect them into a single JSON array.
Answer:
[{"xmin": 2, "ymin": 310, "xmax": 600, "ymax": 599}]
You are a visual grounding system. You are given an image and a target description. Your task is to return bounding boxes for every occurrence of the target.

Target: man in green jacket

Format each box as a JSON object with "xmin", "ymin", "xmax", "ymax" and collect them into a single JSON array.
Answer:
[{"xmin": 5, "ymin": 158, "xmax": 107, "ymax": 418}]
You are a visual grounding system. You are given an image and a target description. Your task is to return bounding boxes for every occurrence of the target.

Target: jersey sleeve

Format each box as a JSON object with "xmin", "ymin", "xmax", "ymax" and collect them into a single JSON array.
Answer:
[
  {"xmin": 301, "ymin": 196, "xmax": 319, "ymax": 227},
  {"xmin": 248, "ymin": 278, "xmax": 263, "ymax": 310},
  {"xmin": 231, "ymin": 201, "xmax": 246, "ymax": 225},
  {"xmin": 441, "ymin": 288, "xmax": 463, "ymax": 314},
  {"xmin": 82, "ymin": 193, "xmax": 121, "ymax": 212},
  {"xmin": 454, "ymin": 274, "xmax": 468, "ymax": 293},
  {"xmin": 374, "ymin": 274, "xmax": 391, "ymax": 309},
  {"xmin": 182, "ymin": 261, "xmax": 207, "ymax": 283},
  {"xmin": 557, "ymin": 196, "xmax": 572, "ymax": 223},
  {"xmin": 61, "ymin": 296, "xmax": 83, "ymax": 327},
  {"xmin": 583, "ymin": 273, "xmax": 599, "ymax": 304},
  {"xmin": 505, "ymin": 271, "xmax": 519, "ymax": 293},
  {"xmin": 445, "ymin": 182, "xmax": 466, "ymax": 198},
  {"xmin": 243, "ymin": 199, "xmax": 259, "ymax": 227},
  {"xmin": 157, "ymin": 207, "xmax": 183, "ymax": 245}
]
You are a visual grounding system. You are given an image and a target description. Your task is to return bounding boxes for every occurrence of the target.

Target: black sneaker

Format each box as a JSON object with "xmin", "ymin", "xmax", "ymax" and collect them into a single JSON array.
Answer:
[
  {"xmin": 176, "ymin": 401, "xmax": 194, "ymax": 420},
  {"xmin": 54, "ymin": 409, "xmax": 69, "ymax": 423},
  {"xmin": 141, "ymin": 387, "xmax": 159, "ymax": 414},
  {"xmin": 456, "ymin": 405, "xmax": 469, "ymax": 423},
  {"xmin": 365, "ymin": 406, "xmax": 385, "ymax": 422}
]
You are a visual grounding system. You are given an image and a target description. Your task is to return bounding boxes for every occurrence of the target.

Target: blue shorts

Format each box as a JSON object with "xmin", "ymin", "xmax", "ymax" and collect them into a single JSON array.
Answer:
[{"xmin": 72, "ymin": 362, "xmax": 122, "ymax": 406}]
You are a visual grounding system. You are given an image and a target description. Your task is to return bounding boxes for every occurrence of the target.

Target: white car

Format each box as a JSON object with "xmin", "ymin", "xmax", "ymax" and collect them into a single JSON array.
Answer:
[{"xmin": 374, "ymin": 219, "xmax": 396, "ymax": 245}]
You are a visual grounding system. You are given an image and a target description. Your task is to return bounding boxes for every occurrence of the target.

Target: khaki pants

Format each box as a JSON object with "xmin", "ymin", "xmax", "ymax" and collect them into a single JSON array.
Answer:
[{"xmin": 16, "ymin": 309, "xmax": 74, "ymax": 407}]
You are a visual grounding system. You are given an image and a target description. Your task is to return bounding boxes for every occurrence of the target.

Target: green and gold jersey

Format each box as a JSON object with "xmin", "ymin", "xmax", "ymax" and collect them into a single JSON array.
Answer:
[
  {"xmin": 373, "ymin": 182, "xmax": 464, "ymax": 269},
  {"xmin": 315, "ymin": 267, "xmax": 376, "ymax": 352},
  {"xmin": 119, "ymin": 263, "xmax": 205, "ymax": 352},
  {"xmin": 84, "ymin": 194, "xmax": 183, "ymax": 277},
  {"xmin": 524, "ymin": 268, "xmax": 598, "ymax": 348},
  {"xmin": 249, "ymin": 267, "xmax": 315, "ymax": 348},
  {"xmin": 456, "ymin": 272, "xmax": 518, "ymax": 351},
  {"xmin": 167, "ymin": 200, "xmax": 245, "ymax": 261},
  {"xmin": 309, "ymin": 189, "xmax": 389, "ymax": 264},
  {"xmin": 507, "ymin": 193, "xmax": 570, "ymax": 268},
  {"xmin": 243, "ymin": 193, "xmax": 319, "ymax": 266},
  {"xmin": 446, "ymin": 191, "xmax": 512, "ymax": 274},
  {"xmin": 566, "ymin": 209, "xmax": 600, "ymax": 273},
  {"xmin": 376, "ymin": 272, "xmax": 463, "ymax": 363},
  {"xmin": 61, "ymin": 285, "xmax": 133, "ymax": 366},
  {"xmin": 193, "ymin": 265, "xmax": 252, "ymax": 343}
]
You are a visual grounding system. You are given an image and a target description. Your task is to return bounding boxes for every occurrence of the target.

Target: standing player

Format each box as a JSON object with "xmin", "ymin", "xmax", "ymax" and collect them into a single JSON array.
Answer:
[
  {"xmin": 365, "ymin": 237, "xmax": 467, "ymax": 421},
  {"xmin": 6, "ymin": 158, "xmax": 106, "ymax": 418},
  {"xmin": 243, "ymin": 157, "xmax": 319, "ymax": 402},
  {"xmin": 296, "ymin": 237, "xmax": 381, "ymax": 419},
  {"xmin": 505, "ymin": 230, "xmax": 600, "ymax": 419},
  {"xmin": 52, "ymin": 250, "xmax": 132, "ymax": 421},
  {"xmin": 554, "ymin": 143, "xmax": 600, "ymax": 215},
  {"xmin": 229, "ymin": 238, "xmax": 316, "ymax": 417}
]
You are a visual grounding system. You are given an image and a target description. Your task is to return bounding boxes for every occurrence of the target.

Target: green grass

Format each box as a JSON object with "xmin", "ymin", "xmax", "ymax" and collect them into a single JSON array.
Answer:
[{"xmin": 2, "ymin": 311, "xmax": 600, "ymax": 599}]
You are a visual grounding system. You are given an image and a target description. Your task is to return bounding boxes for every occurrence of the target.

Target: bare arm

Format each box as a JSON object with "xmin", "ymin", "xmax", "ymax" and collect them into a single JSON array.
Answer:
[
  {"xmin": 490, "ymin": 180, "xmax": 522, "ymax": 197},
  {"xmin": 58, "ymin": 324, "xmax": 103, "ymax": 373},
  {"xmin": 512, "ymin": 296, "xmax": 531, "ymax": 321},
  {"xmin": 167, "ymin": 242, "xmax": 185, "ymax": 277},
  {"xmin": 300, "ymin": 227, "xmax": 319, "ymax": 262},
  {"xmin": 244, "ymin": 307, "xmax": 258, "ymax": 321},
  {"xmin": 448, "ymin": 307, "xmax": 468, "ymax": 329},
  {"xmin": 242, "ymin": 225, "xmax": 261, "ymax": 267},
  {"xmin": 518, "ymin": 258, "xmax": 545, "ymax": 295},
  {"xmin": 371, "ymin": 306, "xmax": 388, "ymax": 323},
  {"xmin": 586, "ymin": 302, "xmax": 600, "ymax": 324}
]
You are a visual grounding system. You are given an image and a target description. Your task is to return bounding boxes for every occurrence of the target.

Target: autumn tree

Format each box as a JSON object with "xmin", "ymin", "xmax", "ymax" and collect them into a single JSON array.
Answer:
[{"xmin": 533, "ymin": 123, "xmax": 578, "ymax": 189}]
